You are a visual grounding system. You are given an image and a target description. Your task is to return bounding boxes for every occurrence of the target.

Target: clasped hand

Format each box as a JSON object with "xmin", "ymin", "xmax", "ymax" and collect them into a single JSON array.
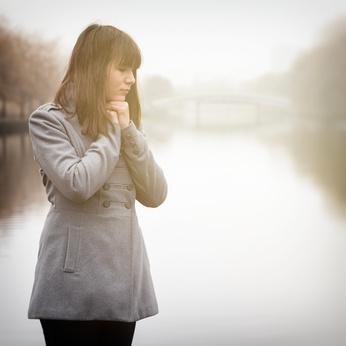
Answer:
[{"xmin": 106, "ymin": 96, "xmax": 130, "ymax": 129}]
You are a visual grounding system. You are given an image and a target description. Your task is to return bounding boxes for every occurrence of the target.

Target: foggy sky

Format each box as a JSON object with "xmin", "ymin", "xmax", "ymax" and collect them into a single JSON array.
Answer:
[{"xmin": 1, "ymin": 0, "xmax": 346, "ymax": 86}]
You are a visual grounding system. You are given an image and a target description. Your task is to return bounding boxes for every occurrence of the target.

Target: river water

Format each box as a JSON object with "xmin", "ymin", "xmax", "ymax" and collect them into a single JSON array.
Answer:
[{"xmin": 0, "ymin": 117, "xmax": 345, "ymax": 345}]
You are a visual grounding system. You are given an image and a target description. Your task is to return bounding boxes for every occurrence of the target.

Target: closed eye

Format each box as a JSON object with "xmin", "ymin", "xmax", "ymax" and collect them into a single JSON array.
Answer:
[{"xmin": 119, "ymin": 66, "xmax": 135, "ymax": 73}]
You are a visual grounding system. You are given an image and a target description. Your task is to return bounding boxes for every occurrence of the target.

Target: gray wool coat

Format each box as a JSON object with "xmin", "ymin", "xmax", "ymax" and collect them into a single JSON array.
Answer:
[{"xmin": 27, "ymin": 102, "xmax": 167, "ymax": 322}]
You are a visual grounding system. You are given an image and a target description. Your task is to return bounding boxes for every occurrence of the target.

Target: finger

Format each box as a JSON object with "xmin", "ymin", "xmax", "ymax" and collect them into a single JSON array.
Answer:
[
  {"xmin": 106, "ymin": 105, "xmax": 120, "ymax": 111},
  {"xmin": 106, "ymin": 109, "xmax": 117, "ymax": 115},
  {"xmin": 106, "ymin": 104, "xmax": 122, "ymax": 110}
]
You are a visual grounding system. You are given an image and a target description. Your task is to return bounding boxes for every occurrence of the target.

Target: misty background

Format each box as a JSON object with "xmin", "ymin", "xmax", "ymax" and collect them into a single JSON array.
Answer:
[{"xmin": 1, "ymin": 1, "xmax": 346, "ymax": 345}]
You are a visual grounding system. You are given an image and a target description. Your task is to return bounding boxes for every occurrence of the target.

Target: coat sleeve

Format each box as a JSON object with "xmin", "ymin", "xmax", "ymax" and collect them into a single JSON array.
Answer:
[
  {"xmin": 28, "ymin": 109, "xmax": 122, "ymax": 203},
  {"xmin": 121, "ymin": 120, "xmax": 168, "ymax": 208}
]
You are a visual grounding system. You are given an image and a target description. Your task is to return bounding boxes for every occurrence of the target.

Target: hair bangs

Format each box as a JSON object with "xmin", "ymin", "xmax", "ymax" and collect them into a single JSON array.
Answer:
[{"xmin": 112, "ymin": 32, "xmax": 141, "ymax": 71}]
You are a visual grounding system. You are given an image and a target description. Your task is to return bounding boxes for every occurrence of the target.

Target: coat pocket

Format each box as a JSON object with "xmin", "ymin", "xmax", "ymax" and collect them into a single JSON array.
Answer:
[{"xmin": 63, "ymin": 224, "xmax": 81, "ymax": 273}]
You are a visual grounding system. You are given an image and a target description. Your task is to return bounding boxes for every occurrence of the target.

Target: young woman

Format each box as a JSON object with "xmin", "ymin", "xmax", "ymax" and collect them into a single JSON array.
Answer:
[{"xmin": 27, "ymin": 23, "xmax": 168, "ymax": 345}]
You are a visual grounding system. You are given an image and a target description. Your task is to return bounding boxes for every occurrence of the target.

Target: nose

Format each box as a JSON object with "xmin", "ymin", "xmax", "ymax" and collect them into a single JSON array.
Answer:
[{"xmin": 126, "ymin": 71, "xmax": 135, "ymax": 86}]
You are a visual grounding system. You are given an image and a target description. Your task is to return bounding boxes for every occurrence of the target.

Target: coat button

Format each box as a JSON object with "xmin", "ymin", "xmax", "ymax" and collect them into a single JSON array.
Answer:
[
  {"xmin": 124, "ymin": 202, "xmax": 131, "ymax": 209},
  {"xmin": 127, "ymin": 184, "xmax": 134, "ymax": 191},
  {"xmin": 103, "ymin": 200, "xmax": 111, "ymax": 208},
  {"xmin": 103, "ymin": 183, "xmax": 110, "ymax": 190}
]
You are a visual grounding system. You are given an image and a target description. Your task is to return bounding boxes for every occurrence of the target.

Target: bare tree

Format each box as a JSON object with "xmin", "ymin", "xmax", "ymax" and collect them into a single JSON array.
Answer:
[
  {"xmin": 290, "ymin": 15, "xmax": 346, "ymax": 120},
  {"xmin": 0, "ymin": 17, "xmax": 62, "ymax": 119},
  {"xmin": 0, "ymin": 18, "xmax": 18, "ymax": 118}
]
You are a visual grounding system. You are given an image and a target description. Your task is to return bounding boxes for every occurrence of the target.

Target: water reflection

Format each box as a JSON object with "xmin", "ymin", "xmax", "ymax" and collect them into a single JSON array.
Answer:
[
  {"xmin": 263, "ymin": 122, "xmax": 346, "ymax": 219},
  {"xmin": 0, "ymin": 115, "xmax": 345, "ymax": 345},
  {"xmin": 0, "ymin": 133, "xmax": 45, "ymax": 218}
]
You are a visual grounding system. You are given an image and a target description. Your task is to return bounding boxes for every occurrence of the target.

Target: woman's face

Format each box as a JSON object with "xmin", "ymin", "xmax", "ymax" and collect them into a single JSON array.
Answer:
[{"xmin": 106, "ymin": 62, "xmax": 136, "ymax": 101}]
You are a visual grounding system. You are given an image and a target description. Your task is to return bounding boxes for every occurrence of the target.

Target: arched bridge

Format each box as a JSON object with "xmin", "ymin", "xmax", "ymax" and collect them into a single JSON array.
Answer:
[{"xmin": 151, "ymin": 92, "xmax": 293, "ymax": 127}]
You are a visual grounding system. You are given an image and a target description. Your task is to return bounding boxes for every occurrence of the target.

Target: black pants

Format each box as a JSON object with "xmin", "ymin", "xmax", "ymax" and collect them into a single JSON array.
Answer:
[{"xmin": 40, "ymin": 319, "xmax": 136, "ymax": 346}]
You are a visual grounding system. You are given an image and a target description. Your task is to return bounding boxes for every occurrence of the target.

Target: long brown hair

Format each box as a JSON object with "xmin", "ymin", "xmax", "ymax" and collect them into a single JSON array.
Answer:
[{"xmin": 54, "ymin": 24, "xmax": 142, "ymax": 140}]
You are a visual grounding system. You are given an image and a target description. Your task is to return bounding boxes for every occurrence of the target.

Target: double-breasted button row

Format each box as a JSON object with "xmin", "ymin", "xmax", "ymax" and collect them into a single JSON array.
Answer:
[
  {"xmin": 102, "ymin": 200, "xmax": 132, "ymax": 208},
  {"xmin": 103, "ymin": 183, "xmax": 134, "ymax": 191}
]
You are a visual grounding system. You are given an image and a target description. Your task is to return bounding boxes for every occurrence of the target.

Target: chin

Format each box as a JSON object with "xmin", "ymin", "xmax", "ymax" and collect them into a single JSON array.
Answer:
[{"xmin": 107, "ymin": 95, "xmax": 126, "ymax": 101}]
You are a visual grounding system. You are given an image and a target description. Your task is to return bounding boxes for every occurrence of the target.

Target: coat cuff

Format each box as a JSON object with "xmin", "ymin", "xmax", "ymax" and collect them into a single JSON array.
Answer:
[{"xmin": 121, "ymin": 120, "xmax": 146, "ymax": 156}]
